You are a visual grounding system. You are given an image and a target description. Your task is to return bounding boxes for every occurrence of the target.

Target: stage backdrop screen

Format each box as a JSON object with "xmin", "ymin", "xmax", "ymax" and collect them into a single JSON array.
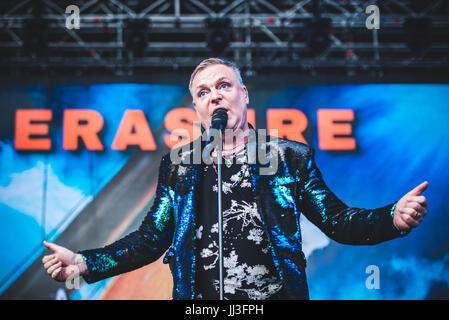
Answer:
[{"xmin": 0, "ymin": 83, "xmax": 448, "ymax": 299}]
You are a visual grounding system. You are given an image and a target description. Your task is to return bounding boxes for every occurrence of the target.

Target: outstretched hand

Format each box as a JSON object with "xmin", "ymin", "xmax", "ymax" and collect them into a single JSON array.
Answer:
[
  {"xmin": 42, "ymin": 241, "xmax": 87, "ymax": 282},
  {"xmin": 393, "ymin": 181, "xmax": 429, "ymax": 232}
]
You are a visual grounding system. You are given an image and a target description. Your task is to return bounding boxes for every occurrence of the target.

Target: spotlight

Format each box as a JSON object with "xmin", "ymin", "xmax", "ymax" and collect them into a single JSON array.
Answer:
[
  {"xmin": 124, "ymin": 19, "xmax": 150, "ymax": 57},
  {"xmin": 307, "ymin": 18, "xmax": 331, "ymax": 55},
  {"xmin": 205, "ymin": 18, "xmax": 232, "ymax": 56},
  {"xmin": 23, "ymin": 19, "xmax": 48, "ymax": 58}
]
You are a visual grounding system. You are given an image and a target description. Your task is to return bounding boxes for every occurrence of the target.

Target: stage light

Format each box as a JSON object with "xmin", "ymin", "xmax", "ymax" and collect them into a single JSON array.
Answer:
[
  {"xmin": 21, "ymin": 0, "xmax": 48, "ymax": 59},
  {"xmin": 124, "ymin": 19, "xmax": 150, "ymax": 57},
  {"xmin": 23, "ymin": 19, "xmax": 48, "ymax": 58},
  {"xmin": 404, "ymin": 18, "xmax": 432, "ymax": 54},
  {"xmin": 205, "ymin": 18, "xmax": 232, "ymax": 56},
  {"xmin": 306, "ymin": 17, "xmax": 331, "ymax": 55}
]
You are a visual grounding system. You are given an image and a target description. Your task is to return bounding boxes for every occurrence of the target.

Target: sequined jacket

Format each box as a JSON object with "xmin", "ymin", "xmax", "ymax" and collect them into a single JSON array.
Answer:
[{"xmin": 79, "ymin": 134, "xmax": 405, "ymax": 300}]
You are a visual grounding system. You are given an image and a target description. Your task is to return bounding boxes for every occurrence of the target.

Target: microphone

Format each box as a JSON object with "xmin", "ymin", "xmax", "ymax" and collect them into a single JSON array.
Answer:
[
  {"xmin": 205, "ymin": 109, "xmax": 228, "ymax": 145},
  {"xmin": 210, "ymin": 108, "xmax": 228, "ymax": 133}
]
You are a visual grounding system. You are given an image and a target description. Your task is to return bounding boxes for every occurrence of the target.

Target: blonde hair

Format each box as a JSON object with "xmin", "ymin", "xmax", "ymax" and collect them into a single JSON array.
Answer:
[{"xmin": 189, "ymin": 58, "xmax": 243, "ymax": 96}]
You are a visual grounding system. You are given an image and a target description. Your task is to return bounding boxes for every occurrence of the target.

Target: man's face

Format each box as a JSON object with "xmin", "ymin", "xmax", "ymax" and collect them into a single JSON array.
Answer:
[{"xmin": 191, "ymin": 64, "xmax": 249, "ymax": 131}]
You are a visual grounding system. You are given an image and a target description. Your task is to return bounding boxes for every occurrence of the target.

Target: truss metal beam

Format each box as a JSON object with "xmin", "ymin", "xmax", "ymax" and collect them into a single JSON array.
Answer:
[{"xmin": 0, "ymin": 0, "xmax": 447, "ymax": 76}]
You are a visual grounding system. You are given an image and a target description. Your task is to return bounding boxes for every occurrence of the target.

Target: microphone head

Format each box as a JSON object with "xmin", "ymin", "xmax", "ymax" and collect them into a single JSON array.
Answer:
[{"xmin": 211, "ymin": 108, "xmax": 228, "ymax": 131}]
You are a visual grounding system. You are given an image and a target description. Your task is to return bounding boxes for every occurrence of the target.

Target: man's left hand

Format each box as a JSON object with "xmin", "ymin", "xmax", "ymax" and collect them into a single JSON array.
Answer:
[{"xmin": 393, "ymin": 181, "xmax": 429, "ymax": 232}]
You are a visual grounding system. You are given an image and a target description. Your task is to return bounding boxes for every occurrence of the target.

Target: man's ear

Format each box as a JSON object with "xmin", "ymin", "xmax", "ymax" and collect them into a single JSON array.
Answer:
[{"xmin": 242, "ymin": 85, "xmax": 249, "ymax": 103}]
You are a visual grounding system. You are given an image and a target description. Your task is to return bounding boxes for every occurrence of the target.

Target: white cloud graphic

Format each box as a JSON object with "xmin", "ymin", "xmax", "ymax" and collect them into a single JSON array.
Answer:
[
  {"xmin": 300, "ymin": 214, "xmax": 330, "ymax": 259},
  {"xmin": 0, "ymin": 160, "xmax": 87, "ymax": 234}
]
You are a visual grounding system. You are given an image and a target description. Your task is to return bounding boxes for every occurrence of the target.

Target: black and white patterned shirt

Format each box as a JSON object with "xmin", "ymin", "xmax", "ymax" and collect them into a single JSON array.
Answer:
[{"xmin": 194, "ymin": 147, "xmax": 287, "ymax": 300}]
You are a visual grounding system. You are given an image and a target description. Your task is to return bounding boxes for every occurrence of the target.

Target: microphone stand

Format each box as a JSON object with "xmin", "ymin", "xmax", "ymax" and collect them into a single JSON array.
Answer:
[
  {"xmin": 217, "ymin": 129, "xmax": 224, "ymax": 300},
  {"xmin": 204, "ymin": 110, "xmax": 227, "ymax": 300}
]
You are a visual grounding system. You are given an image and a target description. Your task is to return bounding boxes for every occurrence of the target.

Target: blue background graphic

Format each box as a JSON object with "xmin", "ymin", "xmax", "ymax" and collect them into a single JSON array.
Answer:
[{"xmin": 0, "ymin": 83, "xmax": 448, "ymax": 299}]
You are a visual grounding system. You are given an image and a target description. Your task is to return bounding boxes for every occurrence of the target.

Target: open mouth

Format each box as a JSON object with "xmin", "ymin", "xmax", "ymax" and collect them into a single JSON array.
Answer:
[{"xmin": 211, "ymin": 107, "xmax": 228, "ymax": 116}]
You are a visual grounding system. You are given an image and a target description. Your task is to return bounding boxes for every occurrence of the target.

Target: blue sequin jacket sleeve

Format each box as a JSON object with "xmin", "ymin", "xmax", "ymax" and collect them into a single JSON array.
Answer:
[
  {"xmin": 78, "ymin": 155, "xmax": 174, "ymax": 283},
  {"xmin": 300, "ymin": 147, "xmax": 405, "ymax": 245}
]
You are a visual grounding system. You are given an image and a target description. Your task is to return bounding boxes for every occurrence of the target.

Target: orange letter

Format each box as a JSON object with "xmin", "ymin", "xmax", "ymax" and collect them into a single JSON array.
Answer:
[
  {"xmin": 266, "ymin": 108, "xmax": 308, "ymax": 144},
  {"xmin": 318, "ymin": 109, "xmax": 356, "ymax": 150},
  {"xmin": 15, "ymin": 109, "xmax": 52, "ymax": 150},
  {"xmin": 63, "ymin": 109, "xmax": 104, "ymax": 150},
  {"xmin": 247, "ymin": 108, "xmax": 256, "ymax": 129},
  {"xmin": 164, "ymin": 108, "xmax": 201, "ymax": 149},
  {"xmin": 111, "ymin": 110, "xmax": 156, "ymax": 151}
]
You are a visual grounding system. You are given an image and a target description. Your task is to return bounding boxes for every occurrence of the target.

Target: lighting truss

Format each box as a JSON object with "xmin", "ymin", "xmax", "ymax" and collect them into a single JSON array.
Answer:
[{"xmin": 0, "ymin": 0, "xmax": 448, "ymax": 77}]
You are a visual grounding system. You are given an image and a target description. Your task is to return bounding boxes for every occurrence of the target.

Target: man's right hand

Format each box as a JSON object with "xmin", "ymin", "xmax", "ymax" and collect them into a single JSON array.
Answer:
[{"xmin": 42, "ymin": 241, "xmax": 87, "ymax": 282}]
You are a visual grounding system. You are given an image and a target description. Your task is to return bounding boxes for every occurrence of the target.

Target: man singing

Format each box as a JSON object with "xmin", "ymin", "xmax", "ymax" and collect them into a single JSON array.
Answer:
[{"xmin": 42, "ymin": 58, "xmax": 428, "ymax": 300}]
